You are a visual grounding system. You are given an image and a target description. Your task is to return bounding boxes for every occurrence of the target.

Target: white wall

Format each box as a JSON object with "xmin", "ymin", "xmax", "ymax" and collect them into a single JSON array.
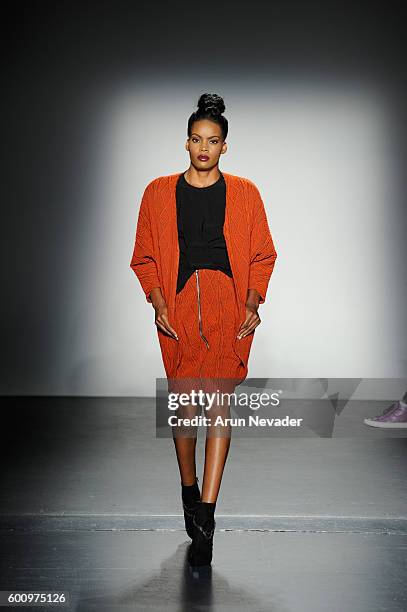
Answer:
[{"xmin": 52, "ymin": 78, "xmax": 406, "ymax": 395}]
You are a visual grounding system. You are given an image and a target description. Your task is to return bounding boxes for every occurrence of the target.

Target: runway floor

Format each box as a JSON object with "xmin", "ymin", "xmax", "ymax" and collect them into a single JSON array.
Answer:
[{"xmin": 0, "ymin": 397, "xmax": 406, "ymax": 611}]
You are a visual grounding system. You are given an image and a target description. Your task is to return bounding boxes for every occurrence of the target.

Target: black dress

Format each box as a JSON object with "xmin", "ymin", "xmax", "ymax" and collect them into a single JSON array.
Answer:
[{"xmin": 176, "ymin": 171, "xmax": 233, "ymax": 294}]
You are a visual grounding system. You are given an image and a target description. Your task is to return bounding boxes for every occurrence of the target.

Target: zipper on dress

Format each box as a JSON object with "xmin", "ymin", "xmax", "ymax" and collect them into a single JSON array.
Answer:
[{"xmin": 195, "ymin": 269, "xmax": 210, "ymax": 349}]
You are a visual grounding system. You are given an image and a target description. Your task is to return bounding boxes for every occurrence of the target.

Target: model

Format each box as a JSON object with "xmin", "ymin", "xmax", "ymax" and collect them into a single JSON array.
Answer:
[{"xmin": 130, "ymin": 93, "xmax": 278, "ymax": 567}]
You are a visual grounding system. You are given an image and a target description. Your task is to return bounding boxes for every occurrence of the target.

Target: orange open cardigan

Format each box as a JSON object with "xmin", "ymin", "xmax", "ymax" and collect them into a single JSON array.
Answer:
[{"xmin": 130, "ymin": 171, "xmax": 278, "ymax": 379}]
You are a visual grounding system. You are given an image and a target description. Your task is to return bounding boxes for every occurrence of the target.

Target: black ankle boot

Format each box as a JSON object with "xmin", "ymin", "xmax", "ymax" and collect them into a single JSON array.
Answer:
[
  {"xmin": 187, "ymin": 500, "xmax": 216, "ymax": 567},
  {"xmin": 181, "ymin": 477, "xmax": 201, "ymax": 539}
]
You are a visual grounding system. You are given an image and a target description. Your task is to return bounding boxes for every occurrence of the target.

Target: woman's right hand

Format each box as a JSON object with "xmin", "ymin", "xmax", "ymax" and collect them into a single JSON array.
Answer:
[
  {"xmin": 154, "ymin": 303, "xmax": 178, "ymax": 340},
  {"xmin": 149, "ymin": 288, "xmax": 178, "ymax": 340}
]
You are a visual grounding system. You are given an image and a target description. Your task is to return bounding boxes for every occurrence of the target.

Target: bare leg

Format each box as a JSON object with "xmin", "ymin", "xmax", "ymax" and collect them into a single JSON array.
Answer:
[
  {"xmin": 172, "ymin": 400, "xmax": 200, "ymax": 486},
  {"xmin": 172, "ymin": 435, "xmax": 198, "ymax": 485},
  {"xmin": 187, "ymin": 387, "xmax": 233, "ymax": 567},
  {"xmin": 201, "ymin": 392, "xmax": 232, "ymax": 503},
  {"xmin": 201, "ymin": 436, "xmax": 231, "ymax": 502}
]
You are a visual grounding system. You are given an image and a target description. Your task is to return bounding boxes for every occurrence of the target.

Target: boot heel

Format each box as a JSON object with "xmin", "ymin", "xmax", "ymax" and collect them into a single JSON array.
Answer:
[{"xmin": 187, "ymin": 501, "xmax": 216, "ymax": 566}]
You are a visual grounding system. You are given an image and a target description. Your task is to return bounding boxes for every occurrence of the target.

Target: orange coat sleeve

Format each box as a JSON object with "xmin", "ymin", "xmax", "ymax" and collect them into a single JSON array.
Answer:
[
  {"xmin": 130, "ymin": 182, "xmax": 162, "ymax": 303},
  {"xmin": 248, "ymin": 183, "xmax": 278, "ymax": 304}
]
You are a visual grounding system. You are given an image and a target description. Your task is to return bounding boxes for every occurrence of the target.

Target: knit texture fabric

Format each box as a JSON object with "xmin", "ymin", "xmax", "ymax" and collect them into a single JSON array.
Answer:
[{"xmin": 130, "ymin": 172, "xmax": 278, "ymax": 381}]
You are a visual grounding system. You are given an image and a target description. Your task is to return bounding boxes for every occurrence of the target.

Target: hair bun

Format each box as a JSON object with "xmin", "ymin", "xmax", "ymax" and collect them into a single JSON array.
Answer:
[{"xmin": 197, "ymin": 93, "xmax": 225, "ymax": 117}]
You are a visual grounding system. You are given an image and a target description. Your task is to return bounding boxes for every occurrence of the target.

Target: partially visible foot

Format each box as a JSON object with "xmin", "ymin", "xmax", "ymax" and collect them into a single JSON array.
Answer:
[
  {"xmin": 187, "ymin": 501, "xmax": 216, "ymax": 567},
  {"xmin": 364, "ymin": 400, "xmax": 407, "ymax": 428},
  {"xmin": 380, "ymin": 402, "xmax": 400, "ymax": 416},
  {"xmin": 182, "ymin": 477, "xmax": 201, "ymax": 539}
]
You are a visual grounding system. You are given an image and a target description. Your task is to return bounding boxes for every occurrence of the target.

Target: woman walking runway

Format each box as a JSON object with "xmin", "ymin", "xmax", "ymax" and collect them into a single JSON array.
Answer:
[{"xmin": 130, "ymin": 93, "xmax": 278, "ymax": 567}]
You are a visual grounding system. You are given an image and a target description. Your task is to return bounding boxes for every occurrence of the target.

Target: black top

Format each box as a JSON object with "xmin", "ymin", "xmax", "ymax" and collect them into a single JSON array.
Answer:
[{"xmin": 176, "ymin": 170, "xmax": 233, "ymax": 294}]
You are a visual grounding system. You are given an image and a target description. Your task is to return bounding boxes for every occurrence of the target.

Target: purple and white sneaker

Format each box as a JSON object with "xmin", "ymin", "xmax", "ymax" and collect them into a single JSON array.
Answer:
[{"xmin": 364, "ymin": 400, "xmax": 407, "ymax": 428}]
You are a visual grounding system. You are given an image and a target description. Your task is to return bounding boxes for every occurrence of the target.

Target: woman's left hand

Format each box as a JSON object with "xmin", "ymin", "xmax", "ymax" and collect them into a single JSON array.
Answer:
[{"xmin": 237, "ymin": 304, "xmax": 261, "ymax": 339}]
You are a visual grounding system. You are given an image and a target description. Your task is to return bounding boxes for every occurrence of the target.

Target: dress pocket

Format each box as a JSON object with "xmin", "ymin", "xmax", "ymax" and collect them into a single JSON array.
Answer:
[
  {"xmin": 232, "ymin": 330, "xmax": 247, "ymax": 369},
  {"xmin": 233, "ymin": 328, "xmax": 255, "ymax": 371},
  {"xmin": 175, "ymin": 339, "xmax": 182, "ymax": 374}
]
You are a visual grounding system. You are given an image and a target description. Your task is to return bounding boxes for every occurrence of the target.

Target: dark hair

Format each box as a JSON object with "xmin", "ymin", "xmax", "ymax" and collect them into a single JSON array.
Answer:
[{"xmin": 187, "ymin": 93, "xmax": 228, "ymax": 141}]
